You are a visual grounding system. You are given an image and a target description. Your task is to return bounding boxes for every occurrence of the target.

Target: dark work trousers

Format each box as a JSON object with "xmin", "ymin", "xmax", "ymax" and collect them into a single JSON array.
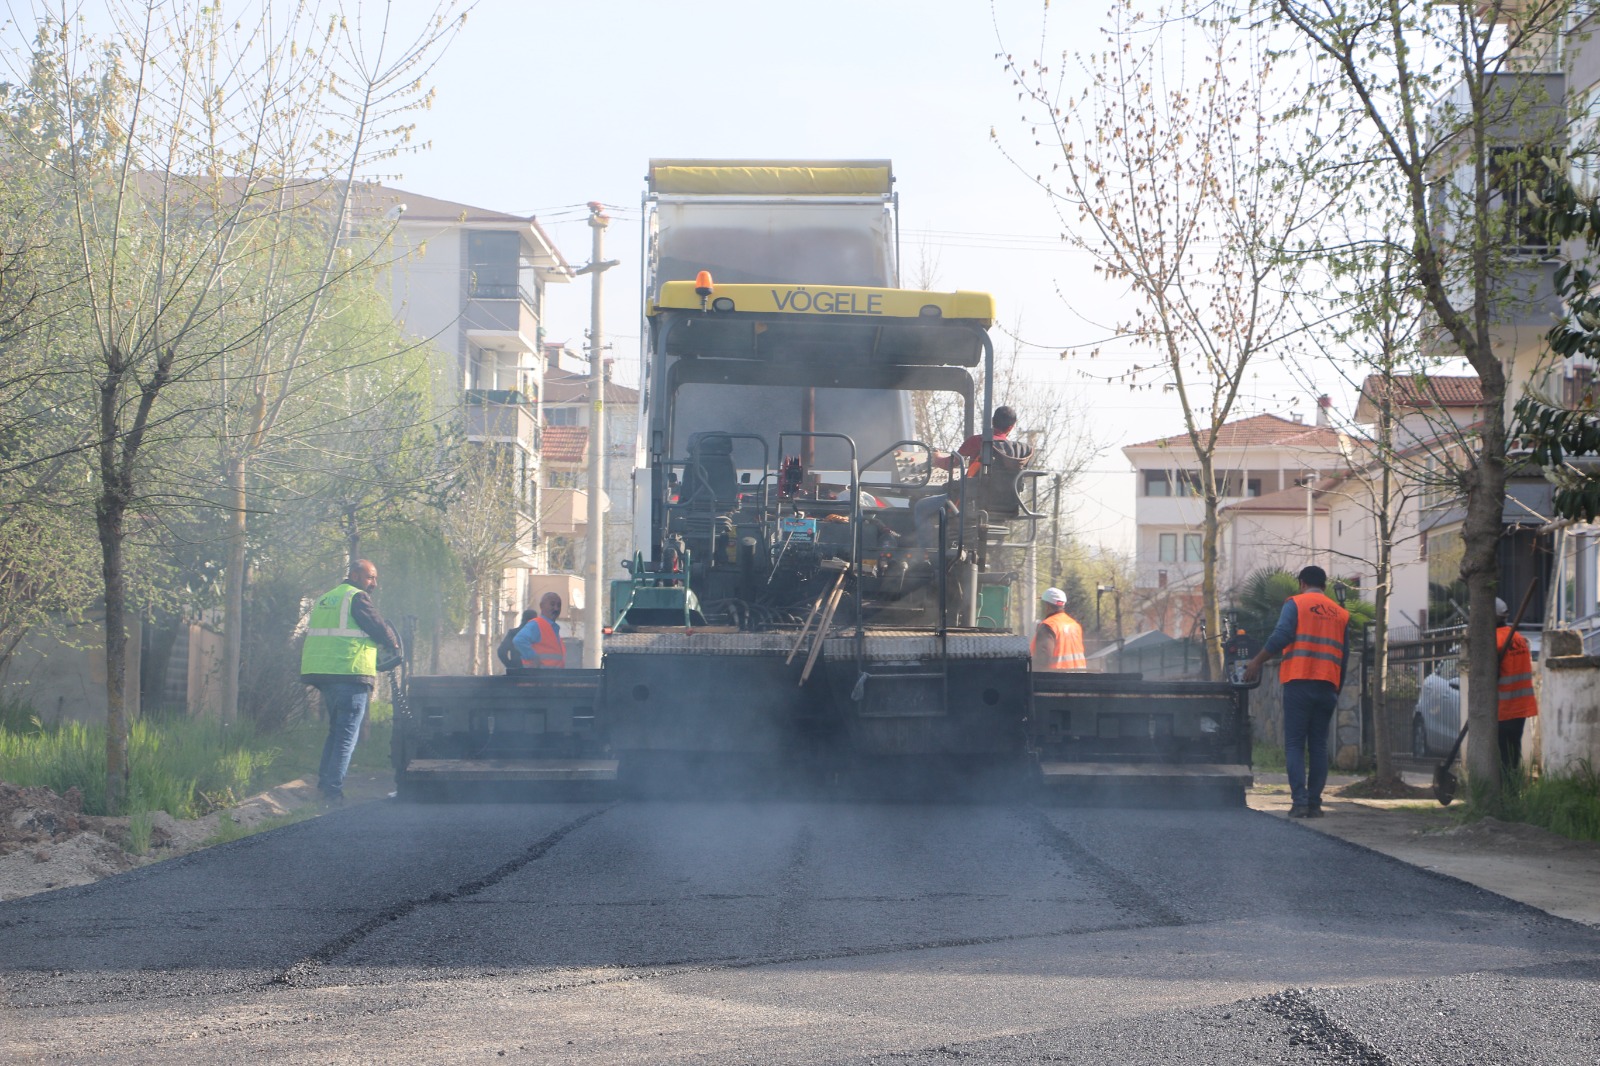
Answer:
[
  {"xmin": 1497, "ymin": 717, "xmax": 1528, "ymax": 775},
  {"xmin": 1282, "ymin": 679, "xmax": 1339, "ymax": 809}
]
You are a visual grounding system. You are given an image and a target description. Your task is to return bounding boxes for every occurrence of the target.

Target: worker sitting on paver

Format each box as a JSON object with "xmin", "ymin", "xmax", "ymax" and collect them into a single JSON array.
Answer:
[
  {"xmin": 1032, "ymin": 587, "xmax": 1087, "ymax": 671},
  {"xmin": 1242, "ymin": 565, "xmax": 1350, "ymax": 820},
  {"xmin": 912, "ymin": 405, "xmax": 1032, "ymax": 550}
]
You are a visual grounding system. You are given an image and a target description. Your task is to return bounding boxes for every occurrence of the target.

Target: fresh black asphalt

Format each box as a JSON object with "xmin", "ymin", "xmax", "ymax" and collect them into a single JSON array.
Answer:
[{"xmin": 2, "ymin": 798, "xmax": 1597, "ymax": 1063}]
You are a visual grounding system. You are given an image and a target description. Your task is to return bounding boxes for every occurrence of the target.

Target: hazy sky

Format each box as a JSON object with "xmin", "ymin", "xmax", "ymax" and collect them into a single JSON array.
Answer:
[{"xmin": 386, "ymin": 0, "xmax": 1348, "ymax": 551}]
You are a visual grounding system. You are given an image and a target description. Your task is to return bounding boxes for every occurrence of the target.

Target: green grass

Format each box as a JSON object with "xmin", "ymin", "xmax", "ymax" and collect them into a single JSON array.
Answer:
[
  {"xmin": 125, "ymin": 805, "xmax": 154, "ymax": 855},
  {"xmin": 1253, "ymin": 741, "xmax": 1286, "ymax": 772},
  {"xmin": 0, "ymin": 715, "xmax": 284, "ymax": 818},
  {"xmin": 0, "ymin": 692, "xmax": 43, "ymax": 734},
  {"xmin": 1464, "ymin": 762, "xmax": 1600, "ymax": 843}
]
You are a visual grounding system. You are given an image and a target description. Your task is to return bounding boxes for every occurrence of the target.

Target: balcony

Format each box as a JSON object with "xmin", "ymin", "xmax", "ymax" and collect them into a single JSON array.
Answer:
[
  {"xmin": 541, "ymin": 487, "xmax": 590, "ymax": 534},
  {"xmin": 464, "ymin": 390, "xmax": 538, "ymax": 449},
  {"xmin": 464, "ymin": 290, "xmax": 540, "ymax": 354},
  {"xmin": 541, "ymin": 486, "xmax": 614, "ymax": 534}
]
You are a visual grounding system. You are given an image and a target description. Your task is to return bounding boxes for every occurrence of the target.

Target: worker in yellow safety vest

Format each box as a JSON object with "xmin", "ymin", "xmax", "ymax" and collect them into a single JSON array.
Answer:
[
  {"xmin": 1243, "ymin": 565, "xmax": 1350, "ymax": 820},
  {"xmin": 301, "ymin": 559, "xmax": 401, "ymax": 803},
  {"xmin": 1032, "ymin": 587, "xmax": 1087, "ymax": 671},
  {"xmin": 513, "ymin": 591, "xmax": 566, "ymax": 668},
  {"xmin": 1494, "ymin": 597, "xmax": 1538, "ymax": 776}
]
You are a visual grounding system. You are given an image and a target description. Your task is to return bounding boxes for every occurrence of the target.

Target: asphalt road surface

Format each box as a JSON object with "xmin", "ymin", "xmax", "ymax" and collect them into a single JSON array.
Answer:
[{"xmin": 3, "ymin": 798, "xmax": 1598, "ymax": 1064}]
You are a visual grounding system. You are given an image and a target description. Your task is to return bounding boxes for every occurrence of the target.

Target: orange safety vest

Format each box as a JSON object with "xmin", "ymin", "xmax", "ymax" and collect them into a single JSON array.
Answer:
[
  {"xmin": 1279, "ymin": 591, "xmax": 1349, "ymax": 686},
  {"xmin": 1496, "ymin": 626, "xmax": 1538, "ymax": 721},
  {"xmin": 519, "ymin": 617, "xmax": 565, "ymax": 669},
  {"xmin": 1032, "ymin": 611, "xmax": 1087, "ymax": 670}
]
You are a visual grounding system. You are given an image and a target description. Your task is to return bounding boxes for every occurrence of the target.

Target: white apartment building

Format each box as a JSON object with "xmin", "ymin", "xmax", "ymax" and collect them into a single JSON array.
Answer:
[
  {"xmin": 371, "ymin": 185, "xmax": 582, "ymax": 630},
  {"xmin": 1123, "ymin": 410, "xmax": 1345, "ymax": 638}
]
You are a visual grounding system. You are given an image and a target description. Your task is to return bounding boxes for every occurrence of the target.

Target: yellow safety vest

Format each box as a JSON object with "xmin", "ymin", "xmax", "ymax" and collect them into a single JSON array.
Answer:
[{"xmin": 301, "ymin": 583, "xmax": 377, "ymax": 677}]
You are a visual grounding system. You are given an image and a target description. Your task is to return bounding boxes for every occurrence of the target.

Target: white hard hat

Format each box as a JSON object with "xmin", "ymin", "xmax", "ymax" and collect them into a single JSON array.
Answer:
[
  {"xmin": 1495, "ymin": 598, "xmax": 1508, "ymax": 616},
  {"xmin": 1042, "ymin": 587, "xmax": 1068, "ymax": 606}
]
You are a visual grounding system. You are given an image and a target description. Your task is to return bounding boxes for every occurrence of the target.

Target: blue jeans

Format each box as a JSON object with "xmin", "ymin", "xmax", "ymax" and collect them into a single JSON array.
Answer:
[
  {"xmin": 1282, "ymin": 680, "xmax": 1338, "ymax": 808},
  {"xmin": 316, "ymin": 680, "xmax": 370, "ymax": 800}
]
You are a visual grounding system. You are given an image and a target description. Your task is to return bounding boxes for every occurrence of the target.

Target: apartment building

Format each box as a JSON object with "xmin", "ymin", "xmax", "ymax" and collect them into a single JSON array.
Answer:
[
  {"xmin": 372, "ymin": 185, "xmax": 580, "ymax": 632},
  {"xmin": 1124, "ymin": 410, "xmax": 1345, "ymax": 638}
]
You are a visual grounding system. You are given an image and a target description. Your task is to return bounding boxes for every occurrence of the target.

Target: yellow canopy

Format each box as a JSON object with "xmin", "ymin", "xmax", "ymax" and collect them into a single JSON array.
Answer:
[{"xmin": 648, "ymin": 160, "xmax": 893, "ymax": 196}]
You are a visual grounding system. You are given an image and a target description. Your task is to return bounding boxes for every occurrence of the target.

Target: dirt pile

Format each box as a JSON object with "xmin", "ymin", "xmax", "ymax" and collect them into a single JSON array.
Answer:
[{"xmin": 0, "ymin": 783, "xmax": 153, "ymax": 900}]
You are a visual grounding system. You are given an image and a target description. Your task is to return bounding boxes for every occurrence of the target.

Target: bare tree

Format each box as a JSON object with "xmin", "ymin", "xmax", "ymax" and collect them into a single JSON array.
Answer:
[
  {"xmin": 1269, "ymin": 0, "xmax": 1573, "ymax": 799},
  {"xmin": 0, "ymin": 0, "xmax": 467, "ymax": 810},
  {"xmin": 999, "ymin": 1, "xmax": 1311, "ymax": 675},
  {"xmin": 441, "ymin": 444, "xmax": 530, "ymax": 674}
]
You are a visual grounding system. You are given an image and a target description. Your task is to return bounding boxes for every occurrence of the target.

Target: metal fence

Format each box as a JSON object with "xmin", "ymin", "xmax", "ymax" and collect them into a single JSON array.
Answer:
[
  {"xmin": 1090, "ymin": 639, "xmax": 1207, "ymax": 680},
  {"xmin": 1368, "ymin": 629, "xmax": 1462, "ymax": 763}
]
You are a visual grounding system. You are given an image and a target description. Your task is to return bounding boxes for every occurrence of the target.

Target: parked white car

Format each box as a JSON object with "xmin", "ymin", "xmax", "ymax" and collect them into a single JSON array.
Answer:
[{"xmin": 1411, "ymin": 658, "xmax": 1461, "ymax": 758}]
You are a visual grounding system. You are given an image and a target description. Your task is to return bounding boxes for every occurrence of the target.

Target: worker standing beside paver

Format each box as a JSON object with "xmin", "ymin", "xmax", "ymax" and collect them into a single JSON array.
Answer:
[
  {"xmin": 1242, "ymin": 565, "xmax": 1350, "ymax": 819},
  {"xmin": 513, "ymin": 592, "xmax": 566, "ymax": 669},
  {"xmin": 1032, "ymin": 587, "xmax": 1087, "ymax": 671},
  {"xmin": 1494, "ymin": 596, "xmax": 1538, "ymax": 777},
  {"xmin": 300, "ymin": 559, "xmax": 401, "ymax": 804}
]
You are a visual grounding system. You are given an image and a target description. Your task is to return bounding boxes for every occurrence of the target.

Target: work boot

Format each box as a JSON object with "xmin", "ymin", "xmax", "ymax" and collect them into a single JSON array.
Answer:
[
  {"xmin": 1307, "ymin": 804, "xmax": 1325, "ymax": 818},
  {"xmin": 1287, "ymin": 804, "xmax": 1310, "ymax": 818}
]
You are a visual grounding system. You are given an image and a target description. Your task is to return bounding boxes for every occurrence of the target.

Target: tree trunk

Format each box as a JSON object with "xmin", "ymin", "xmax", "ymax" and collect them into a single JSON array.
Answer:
[
  {"xmin": 1370, "ymin": 398, "xmax": 1398, "ymax": 787},
  {"xmin": 96, "ymin": 494, "xmax": 130, "ymax": 814},
  {"xmin": 219, "ymin": 458, "xmax": 247, "ymax": 723},
  {"xmin": 1200, "ymin": 458, "xmax": 1223, "ymax": 680},
  {"xmin": 467, "ymin": 585, "xmax": 482, "ymax": 675},
  {"xmin": 344, "ymin": 505, "xmax": 361, "ymax": 570},
  {"xmin": 1462, "ymin": 450, "xmax": 1509, "ymax": 802}
]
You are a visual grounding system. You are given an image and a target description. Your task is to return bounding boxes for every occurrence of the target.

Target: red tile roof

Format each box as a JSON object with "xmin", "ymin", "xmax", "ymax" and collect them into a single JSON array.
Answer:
[
  {"xmin": 1355, "ymin": 374, "xmax": 1481, "ymax": 421},
  {"xmin": 541, "ymin": 426, "xmax": 589, "ymax": 464},
  {"xmin": 1125, "ymin": 413, "xmax": 1342, "ymax": 452}
]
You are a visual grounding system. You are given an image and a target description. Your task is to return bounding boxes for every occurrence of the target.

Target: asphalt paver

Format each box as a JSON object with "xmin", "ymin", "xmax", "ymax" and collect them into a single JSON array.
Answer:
[{"xmin": 2, "ymin": 797, "xmax": 1597, "ymax": 1064}]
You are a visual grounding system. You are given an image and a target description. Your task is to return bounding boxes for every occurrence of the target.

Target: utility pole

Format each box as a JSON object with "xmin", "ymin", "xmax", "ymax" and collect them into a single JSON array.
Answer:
[{"xmin": 578, "ymin": 203, "xmax": 618, "ymax": 669}]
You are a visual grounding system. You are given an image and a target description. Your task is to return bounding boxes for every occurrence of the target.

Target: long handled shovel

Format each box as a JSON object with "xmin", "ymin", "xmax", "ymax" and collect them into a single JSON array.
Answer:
[{"xmin": 1432, "ymin": 584, "xmax": 1535, "ymax": 805}]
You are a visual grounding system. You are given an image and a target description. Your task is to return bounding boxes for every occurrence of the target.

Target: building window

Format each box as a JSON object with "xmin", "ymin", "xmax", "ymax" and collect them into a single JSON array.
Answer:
[
  {"xmin": 1144, "ymin": 470, "xmax": 1170, "ymax": 497},
  {"xmin": 546, "ymin": 407, "xmax": 579, "ymax": 426},
  {"xmin": 1158, "ymin": 533, "xmax": 1177, "ymax": 562},
  {"xmin": 467, "ymin": 231, "xmax": 539, "ymax": 311},
  {"xmin": 1174, "ymin": 472, "xmax": 1202, "ymax": 497},
  {"xmin": 1246, "ymin": 478, "xmax": 1262, "ymax": 498},
  {"xmin": 1489, "ymin": 146, "xmax": 1557, "ymax": 256},
  {"xmin": 1183, "ymin": 533, "xmax": 1203, "ymax": 562},
  {"xmin": 547, "ymin": 470, "xmax": 581, "ymax": 489}
]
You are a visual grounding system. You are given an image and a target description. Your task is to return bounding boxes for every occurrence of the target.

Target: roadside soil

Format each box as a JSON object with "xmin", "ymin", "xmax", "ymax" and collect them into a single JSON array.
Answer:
[
  {"xmin": 1250, "ymin": 772, "xmax": 1600, "ymax": 927},
  {"xmin": 0, "ymin": 770, "xmax": 390, "ymax": 902}
]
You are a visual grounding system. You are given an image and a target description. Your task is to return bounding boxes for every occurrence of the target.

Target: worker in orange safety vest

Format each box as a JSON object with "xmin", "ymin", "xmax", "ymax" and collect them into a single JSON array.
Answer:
[
  {"xmin": 1494, "ymin": 596, "xmax": 1538, "ymax": 775},
  {"xmin": 1243, "ymin": 565, "xmax": 1350, "ymax": 819},
  {"xmin": 1032, "ymin": 587, "xmax": 1087, "ymax": 671},
  {"xmin": 512, "ymin": 592, "xmax": 566, "ymax": 669}
]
